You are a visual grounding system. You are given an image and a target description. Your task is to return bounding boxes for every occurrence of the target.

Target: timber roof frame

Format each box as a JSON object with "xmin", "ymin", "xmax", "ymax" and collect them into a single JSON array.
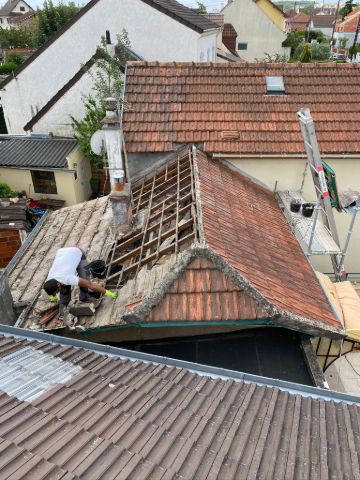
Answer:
[{"xmin": 106, "ymin": 148, "xmax": 199, "ymax": 289}]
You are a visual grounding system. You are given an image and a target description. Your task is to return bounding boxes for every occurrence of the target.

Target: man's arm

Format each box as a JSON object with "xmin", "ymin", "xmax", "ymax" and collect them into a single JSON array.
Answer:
[
  {"xmin": 78, "ymin": 278, "xmax": 118, "ymax": 299},
  {"xmin": 78, "ymin": 278, "xmax": 106, "ymax": 293}
]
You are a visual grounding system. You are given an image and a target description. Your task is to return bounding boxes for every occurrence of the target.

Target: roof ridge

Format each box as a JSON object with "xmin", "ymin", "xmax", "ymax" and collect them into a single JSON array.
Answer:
[{"xmin": 126, "ymin": 61, "xmax": 360, "ymax": 69}]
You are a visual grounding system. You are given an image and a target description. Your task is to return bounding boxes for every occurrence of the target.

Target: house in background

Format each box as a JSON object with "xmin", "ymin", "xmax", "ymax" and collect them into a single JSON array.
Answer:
[
  {"xmin": 0, "ymin": 0, "xmax": 33, "ymax": 29},
  {"xmin": 222, "ymin": 0, "xmax": 290, "ymax": 60},
  {"xmin": 334, "ymin": 7, "xmax": 360, "ymax": 51},
  {"xmin": 310, "ymin": 14, "xmax": 337, "ymax": 38},
  {"xmin": 0, "ymin": 0, "xmax": 221, "ymax": 136},
  {"xmin": 122, "ymin": 61, "xmax": 360, "ymax": 278},
  {"xmin": 285, "ymin": 12, "xmax": 311, "ymax": 32},
  {"xmin": 0, "ymin": 136, "xmax": 92, "ymax": 206}
]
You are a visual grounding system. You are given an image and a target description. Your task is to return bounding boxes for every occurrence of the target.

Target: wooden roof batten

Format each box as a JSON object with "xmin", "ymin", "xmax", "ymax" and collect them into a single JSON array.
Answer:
[{"xmin": 105, "ymin": 149, "xmax": 199, "ymax": 289}]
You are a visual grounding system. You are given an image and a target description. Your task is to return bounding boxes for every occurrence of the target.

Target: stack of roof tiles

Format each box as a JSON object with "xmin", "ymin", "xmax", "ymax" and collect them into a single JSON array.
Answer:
[
  {"xmin": 0, "ymin": 330, "xmax": 359, "ymax": 479},
  {"xmin": 123, "ymin": 62, "xmax": 360, "ymax": 155}
]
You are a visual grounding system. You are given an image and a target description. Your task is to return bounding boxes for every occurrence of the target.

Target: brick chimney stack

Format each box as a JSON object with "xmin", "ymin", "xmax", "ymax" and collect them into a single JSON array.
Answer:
[{"xmin": 102, "ymin": 97, "xmax": 132, "ymax": 235}]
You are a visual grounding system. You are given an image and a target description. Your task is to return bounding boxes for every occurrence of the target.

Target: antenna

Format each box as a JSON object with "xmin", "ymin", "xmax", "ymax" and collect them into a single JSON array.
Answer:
[{"xmin": 90, "ymin": 130, "xmax": 105, "ymax": 156}]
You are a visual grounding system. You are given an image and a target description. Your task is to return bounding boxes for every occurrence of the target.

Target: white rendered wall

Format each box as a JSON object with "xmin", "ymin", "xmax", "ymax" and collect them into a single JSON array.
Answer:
[
  {"xmin": 31, "ymin": 64, "xmax": 100, "ymax": 136},
  {"xmin": 227, "ymin": 156, "xmax": 360, "ymax": 276},
  {"xmin": 1, "ymin": 0, "xmax": 218, "ymax": 134},
  {"xmin": 11, "ymin": 1, "xmax": 32, "ymax": 13},
  {"xmin": 198, "ymin": 31, "xmax": 218, "ymax": 62},
  {"xmin": 222, "ymin": 0, "xmax": 288, "ymax": 61}
]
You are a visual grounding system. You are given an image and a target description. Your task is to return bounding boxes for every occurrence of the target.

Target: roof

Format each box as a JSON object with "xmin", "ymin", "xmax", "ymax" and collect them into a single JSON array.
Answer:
[
  {"xmin": 222, "ymin": 23, "xmax": 238, "ymax": 56},
  {"xmin": 10, "ymin": 147, "xmax": 342, "ymax": 337},
  {"xmin": 286, "ymin": 12, "xmax": 311, "ymax": 23},
  {"xmin": 0, "ymin": 0, "xmax": 219, "ymax": 90},
  {"xmin": 311, "ymin": 14, "xmax": 337, "ymax": 27},
  {"xmin": 123, "ymin": 62, "xmax": 360, "ymax": 155},
  {"xmin": 8, "ymin": 9, "xmax": 35, "ymax": 24},
  {"xmin": 0, "ymin": 325, "xmax": 359, "ymax": 479},
  {"xmin": 204, "ymin": 13, "xmax": 224, "ymax": 26},
  {"xmin": 0, "ymin": 136, "xmax": 77, "ymax": 169},
  {"xmin": 0, "ymin": 0, "xmax": 33, "ymax": 16},
  {"xmin": 336, "ymin": 7, "xmax": 360, "ymax": 30}
]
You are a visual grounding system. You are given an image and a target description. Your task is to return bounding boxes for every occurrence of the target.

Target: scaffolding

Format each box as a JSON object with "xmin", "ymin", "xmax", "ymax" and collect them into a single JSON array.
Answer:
[{"xmin": 278, "ymin": 107, "xmax": 359, "ymax": 282}]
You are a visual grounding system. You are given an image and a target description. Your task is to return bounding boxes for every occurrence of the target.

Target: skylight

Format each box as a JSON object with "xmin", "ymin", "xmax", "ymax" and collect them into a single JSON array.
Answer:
[{"xmin": 266, "ymin": 76, "xmax": 286, "ymax": 95}]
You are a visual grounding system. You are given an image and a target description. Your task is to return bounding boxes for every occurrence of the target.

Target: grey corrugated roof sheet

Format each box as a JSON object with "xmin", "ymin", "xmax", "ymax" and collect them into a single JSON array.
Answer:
[
  {"xmin": 0, "ymin": 327, "xmax": 359, "ymax": 479},
  {"xmin": 0, "ymin": 137, "xmax": 77, "ymax": 169}
]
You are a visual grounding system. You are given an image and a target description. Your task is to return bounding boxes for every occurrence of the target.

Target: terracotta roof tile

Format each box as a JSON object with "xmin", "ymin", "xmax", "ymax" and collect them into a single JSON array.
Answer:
[
  {"xmin": 195, "ymin": 150, "xmax": 339, "ymax": 330},
  {"xmin": 124, "ymin": 62, "xmax": 360, "ymax": 155}
]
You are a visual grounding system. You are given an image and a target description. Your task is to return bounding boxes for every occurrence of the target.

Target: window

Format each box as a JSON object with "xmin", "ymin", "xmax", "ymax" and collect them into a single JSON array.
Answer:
[
  {"xmin": 20, "ymin": 6, "xmax": 25, "ymax": 11},
  {"xmin": 265, "ymin": 75, "xmax": 286, "ymax": 95},
  {"xmin": 237, "ymin": 42, "xmax": 248, "ymax": 50},
  {"xmin": 31, "ymin": 170, "xmax": 57, "ymax": 194}
]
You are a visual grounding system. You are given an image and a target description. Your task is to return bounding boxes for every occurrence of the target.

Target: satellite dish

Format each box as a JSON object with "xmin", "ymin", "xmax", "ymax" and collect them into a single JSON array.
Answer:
[{"xmin": 90, "ymin": 130, "xmax": 105, "ymax": 156}]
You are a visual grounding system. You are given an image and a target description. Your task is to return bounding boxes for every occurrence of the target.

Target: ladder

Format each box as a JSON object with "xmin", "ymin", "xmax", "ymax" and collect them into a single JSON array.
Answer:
[{"xmin": 298, "ymin": 108, "xmax": 343, "ymax": 280}]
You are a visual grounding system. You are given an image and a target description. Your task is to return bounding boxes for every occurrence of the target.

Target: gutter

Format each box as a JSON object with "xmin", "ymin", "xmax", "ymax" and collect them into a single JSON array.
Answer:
[
  {"xmin": 0, "ymin": 165, "xmax": 76, "ymax": 173},
  {"xmin": 0, "ymin": 323, "xmax": 359, "ymax": 405}
]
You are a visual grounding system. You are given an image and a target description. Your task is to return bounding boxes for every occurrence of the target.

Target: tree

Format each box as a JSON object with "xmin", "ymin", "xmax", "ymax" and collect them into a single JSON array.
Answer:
[
  {"xmin": 35, "ymin": 0, "xmax": 79, "ymax": 46},
  {"xmin": 197, "ymin": 2, "xmax": 207, "ymax": 14},
  {"xmin": 338, "ymin": 36, "xmax": 348, "ymax": 48},
  {"xmin": 310, "ymin": 41, "xmax": 330, "ymax": 61},
  {"xmin": 282, "ymin": 30, "xmax": 305, "ymax": 57},
  {"xmin": 339, "ymin": 0, "xmax": 358, "ymax": 19},
  {"xmin": 299, "ymin": 42, "xmax": 312, "ymax": 62},
  {"xmin": 6, "ymin": 52, "xmax": 24, "ymax": 65},
  {"xmin": 72, "ymin": 31, "xmax": 131, "ymax": 166},
  {"xmin": 0, "ymin": 26, "xmax": 35, "ymax": 48}
]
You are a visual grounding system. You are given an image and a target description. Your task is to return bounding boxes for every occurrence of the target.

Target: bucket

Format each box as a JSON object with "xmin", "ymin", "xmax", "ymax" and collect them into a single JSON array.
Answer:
[
  {"xmin": 302, "ymin": 203, "xmax": 315, "ymax": 218},
  {"xmin": 87, "ymin": 260, "xmax": 106, "ymax": 278},
  {"xmin": 290, "ymin": 199, "xmax": 301, "ymax": 213}
]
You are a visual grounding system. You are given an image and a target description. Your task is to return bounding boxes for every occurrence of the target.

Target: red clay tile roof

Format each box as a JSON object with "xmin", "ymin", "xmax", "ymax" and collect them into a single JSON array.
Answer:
[
  {"xmin": 286, "ymin": 12, "xmax": 311, "ymax": 23},
  {"xmin": 195, "ymin": 149, "xmax": 340, "ymax": 332},
  {"xmin": 123, "ymin": 62, "xmax": 360, "ymax": 155},
  {"xmin": 147, "ymin": 257, "xmax": 268, "ymax": 322}
]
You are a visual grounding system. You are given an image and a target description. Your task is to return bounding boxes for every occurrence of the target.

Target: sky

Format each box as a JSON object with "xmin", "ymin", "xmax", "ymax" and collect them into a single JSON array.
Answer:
[{"xmin": 24, "ymin": 0, "xmax": 225, "ymax": 12}]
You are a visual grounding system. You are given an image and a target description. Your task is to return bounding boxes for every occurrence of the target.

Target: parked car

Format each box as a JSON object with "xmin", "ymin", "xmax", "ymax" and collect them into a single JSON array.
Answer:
[{"xmin": 331, "ymin": 52, "xmax": 346, "ymax": 59}]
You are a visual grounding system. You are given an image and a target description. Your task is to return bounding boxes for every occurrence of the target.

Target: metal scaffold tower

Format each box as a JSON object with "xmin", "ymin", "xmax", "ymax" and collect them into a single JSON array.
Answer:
[{"xmin": 277, "ymin": 107, "xmax": 359, "ymax": 282}]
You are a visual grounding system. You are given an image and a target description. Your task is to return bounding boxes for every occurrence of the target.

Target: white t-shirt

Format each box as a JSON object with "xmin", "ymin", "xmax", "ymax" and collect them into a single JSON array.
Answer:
[{"xmin": 46, "ymin": 247, "xmax": 82, "ymax": 286}]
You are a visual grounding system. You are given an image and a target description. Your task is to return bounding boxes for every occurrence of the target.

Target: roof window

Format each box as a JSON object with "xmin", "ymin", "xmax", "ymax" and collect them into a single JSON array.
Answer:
[{"xmin": 266, "ymin": 76, "xmax": 286, "ymax": 95}]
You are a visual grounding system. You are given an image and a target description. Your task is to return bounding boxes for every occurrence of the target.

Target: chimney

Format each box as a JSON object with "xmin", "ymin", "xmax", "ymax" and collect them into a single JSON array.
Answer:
[
  {"xmin": 102, "ymin": 98, "xmax": 132, "ymax": 235},
  {"xmin": 222, "ymin": 23, "xmax": 238, "ymax": 56}
]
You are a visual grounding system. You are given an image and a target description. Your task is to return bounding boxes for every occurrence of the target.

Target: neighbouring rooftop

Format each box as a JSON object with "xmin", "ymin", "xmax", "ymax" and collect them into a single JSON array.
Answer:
[
  {"xmin": 0, "ymin": 136, "xmax": 77, "ymax": 169},
  {"xmin": 0, "ymin": 326, "xmax": 359, "ymax": 479},
  {"xmin": 123, "ymin": 62, "xmax": 360, "ymax": 155},
  {"xmin": 9, "ymin": 147, "xmax": 342, "ymax": 337}
]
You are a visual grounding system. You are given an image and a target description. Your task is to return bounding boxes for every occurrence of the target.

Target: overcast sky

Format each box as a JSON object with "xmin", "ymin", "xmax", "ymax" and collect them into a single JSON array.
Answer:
[{"xmin": 24, "ymin": 0, "xmax": 225, "ymax": 12}]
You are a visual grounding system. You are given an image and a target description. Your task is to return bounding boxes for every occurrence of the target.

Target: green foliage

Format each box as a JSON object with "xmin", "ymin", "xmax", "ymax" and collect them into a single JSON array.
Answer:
[
  {"xmin": 197, "ymin": 2, "xmax": 207, "ymax": 13},
  {"xmin": 72, "ymin": 97, "xmax": 105, "ymax": 166},
  {"xmin": 35, "ymin": 0, "xmax": 79, "ymax": 47},
  {"xmin": 339, "ymin": 0, "xmax": 358, "ymax": 19},
  {"xmin": 282, "ymin": 30, "xmax": 305, "ymax": 57},
  {"xmin": 5, "ymin": 52, "xmax": 24, "ymax": 65},
  {"xmin": 299, "ymin": 43, "xmax": 312, "ymax": 62},
  {"xmin": 0, "ymin": 182, "xmax": 17, "ymax": 198},
  {"xmin": 261, "ymin": 52, "xmax": 288, "ymax": 62},
  {"xmin": 349, "ymin": 44, "xmax": 360, "ymax": 56},
  {"xmin": 338, "ymin": 37, "xmax": 349, "ymax": 49},
  {"xmin": 308, "ymin": 30, "xmax": 326, "ymax": 44},
  {"xmin": 0, "ymin": 26, "xmax": 35, "ymax": 48},
  {"xmin": 0, "ymin": 62, "xmax": 18, "ymax": 74},
  {"xmin": 72, "ymin": 31, "xmax": 131, "ymax": 166},
  {"xmin": 310, "ymin": 41, "xmax": 330, "ymax": 61}
]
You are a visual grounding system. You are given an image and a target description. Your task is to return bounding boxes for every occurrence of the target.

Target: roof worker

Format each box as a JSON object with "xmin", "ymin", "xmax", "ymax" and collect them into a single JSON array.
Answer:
[{"xmin": 43, "ymin": 247, "xmax": 117, "ymax": 310}]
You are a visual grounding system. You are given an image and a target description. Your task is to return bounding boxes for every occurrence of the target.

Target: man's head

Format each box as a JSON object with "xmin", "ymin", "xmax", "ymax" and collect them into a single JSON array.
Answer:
[{"xmin": 43, "ymin": 279, "xmax": 60, "ymax": 296}]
